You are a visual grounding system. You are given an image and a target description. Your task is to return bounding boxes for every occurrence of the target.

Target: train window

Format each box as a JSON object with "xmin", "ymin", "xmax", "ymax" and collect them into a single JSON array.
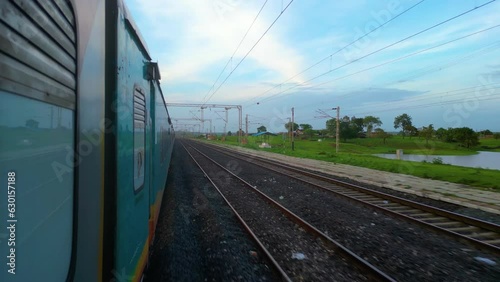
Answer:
[
  {"xmin": 133, "ymin": 87, "xmax": 146, "ymax": 192},
  {"xmin": 0, "ymin": 92, "xmax": 74, "ymax": 281},
  {"xmin": 0, "ymin": 0, "xmax": 76, "ymax": 281}
]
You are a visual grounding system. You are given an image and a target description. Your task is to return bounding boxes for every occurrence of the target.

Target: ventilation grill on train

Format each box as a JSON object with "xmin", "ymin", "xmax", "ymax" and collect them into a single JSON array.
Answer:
[
  {"xmin": 0, "ymin": 0, "xmax": 76, "ymax": 109},
  {"xmin": 134, "ymin": 88, "xmax": 146, "ymax": 127}
]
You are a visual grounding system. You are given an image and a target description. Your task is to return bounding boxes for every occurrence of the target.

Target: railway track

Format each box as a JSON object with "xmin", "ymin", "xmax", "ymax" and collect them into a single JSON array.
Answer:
[
  {"xmin": 195, "ymin": 140, "xmax": 500, "ymax": 255},
  {"xmin": 181, "ymin": 140, "xmax": 396, "ymax": 281}
]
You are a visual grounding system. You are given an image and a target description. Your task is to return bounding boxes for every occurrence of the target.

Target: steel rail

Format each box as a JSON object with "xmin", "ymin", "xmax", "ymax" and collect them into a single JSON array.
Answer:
[
  {"xmin": 196, "ymin": 140, "xmax": 500, "ymax": 255},
  {"xmin": 186, "ymin": 140, "xmax": 396, "ymax": 282},
  {"xmin": 179, "ymin": 141, "xmax": 292, "ymax": 282}
]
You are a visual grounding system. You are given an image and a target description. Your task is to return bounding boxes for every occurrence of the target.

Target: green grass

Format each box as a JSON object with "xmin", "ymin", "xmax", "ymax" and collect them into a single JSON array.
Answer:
[
  {"xmin": 338, "ymin": 136, "xmax": 484, "ymax": 155},
  {"xmin": 206, "ymin": 134, "xmax": 500, "ymax": 191},
  {"xmin": 477, "ymin": 138, "xmax": 500, "ymax": 152}
]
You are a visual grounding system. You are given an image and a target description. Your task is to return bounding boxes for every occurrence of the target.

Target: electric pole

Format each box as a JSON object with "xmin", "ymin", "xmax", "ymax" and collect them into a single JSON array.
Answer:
[
  {"xmin": 245, "ymin": 114, "xmax": 248, "ymax": 140},
  {"xmin": 200, "ymin": 106, "xmax": 205, "ymax": 133},
  {"xmin": 287, "ymin": 117, "xmax": 291, "ymax": 142},
  {"xmin": 166, "ymin": 103, "xmax": 243, "ymax": 143},
  {"xmin": 291, "ymin": 107, "xmax": 295, "ymax": 151},
  {"xmin": 333, "ymin": 106, "xmax": 340, "ymax": 153},
  {"xmin": 225, "ymin": 107, "xmax": 229, "ymax": 138},
  {"xmin": 238, "ymin": 105, "xmax": 242, "ymax": 144}
]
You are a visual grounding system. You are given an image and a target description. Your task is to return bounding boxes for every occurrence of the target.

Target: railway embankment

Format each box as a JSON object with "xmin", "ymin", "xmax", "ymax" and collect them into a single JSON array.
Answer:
[{"xmin": 211, "ymin": 142, "xmax": 500, "ymax": 216}]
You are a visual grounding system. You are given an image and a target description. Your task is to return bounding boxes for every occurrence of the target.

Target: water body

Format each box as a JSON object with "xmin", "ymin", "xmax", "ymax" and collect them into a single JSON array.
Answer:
[{"xmin": 374, "ymin": 151, "xmax": 500, "ymax": 170}]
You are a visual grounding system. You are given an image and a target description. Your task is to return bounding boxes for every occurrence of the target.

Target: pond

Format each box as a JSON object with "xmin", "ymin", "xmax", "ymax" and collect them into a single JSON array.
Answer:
[{"xmin": 374, "ymin": 151, "xmax": 500, "ymax": 170}]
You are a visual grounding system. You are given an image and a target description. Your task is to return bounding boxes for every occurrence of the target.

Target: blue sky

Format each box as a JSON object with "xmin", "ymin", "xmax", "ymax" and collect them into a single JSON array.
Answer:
[{"xmin": 127, "ymin": 0, "xmax": 500, "ymax": 134}]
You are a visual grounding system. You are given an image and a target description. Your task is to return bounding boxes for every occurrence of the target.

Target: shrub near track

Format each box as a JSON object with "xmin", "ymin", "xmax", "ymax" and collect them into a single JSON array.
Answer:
[{"xmin": 205, "ymin": 135, "xmax": 500, "ymax": 192}]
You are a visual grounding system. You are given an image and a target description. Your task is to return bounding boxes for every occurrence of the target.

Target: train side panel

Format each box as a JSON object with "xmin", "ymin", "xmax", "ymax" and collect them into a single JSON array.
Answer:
[
  {"xmin": 150, "ymin": 80, "xmax": 174, "ymax": 239},
  {"xmin": 114, "ymin": 2, "xmax": 153, "ymax": 280},
  {"xmin": 0, "ymin": 0, "xmax": 80, "ymax": 281},
  {"xmin": 71, "ymin": 1, "xmax": 108, "ymax": 281},
  {"xmin": 1, "ymin": 1, "xmax": 174, "ymax": 281}
]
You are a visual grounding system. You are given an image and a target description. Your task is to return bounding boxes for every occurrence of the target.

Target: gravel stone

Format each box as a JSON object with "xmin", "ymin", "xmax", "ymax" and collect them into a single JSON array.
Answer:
[
  {"xmin": 194, "ymin": 140, "xmax": 500, "ymax": 282},
  {"xmin": 145, "ymin": 142, "xmax": 280, "ymax": 281}
]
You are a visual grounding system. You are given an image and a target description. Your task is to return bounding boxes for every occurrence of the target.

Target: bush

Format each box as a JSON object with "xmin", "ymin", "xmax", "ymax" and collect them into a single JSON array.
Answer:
[{"xmin": 432, "ymin": 157, "xmax": 443, "ymax": 164}]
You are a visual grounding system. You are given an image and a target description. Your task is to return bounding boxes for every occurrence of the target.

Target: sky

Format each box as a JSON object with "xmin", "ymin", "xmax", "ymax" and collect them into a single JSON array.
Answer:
[{"xmin": 127, "ymin": 0, "xmax": 500, "ymax": 134}]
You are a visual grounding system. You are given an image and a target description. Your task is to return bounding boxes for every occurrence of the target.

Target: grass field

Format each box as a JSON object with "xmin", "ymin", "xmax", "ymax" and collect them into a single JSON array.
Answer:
[{"xmin": 203, "ymin": 134, "xmax": 500, "ymax": 191}]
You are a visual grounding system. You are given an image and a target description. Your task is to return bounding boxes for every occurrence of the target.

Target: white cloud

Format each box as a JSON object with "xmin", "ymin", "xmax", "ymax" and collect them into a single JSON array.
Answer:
[
  {"xmin": 126, "ymin": 0, "xmax": 500, "ymax": 131},
  {"xmin": 130, "ymin": 0, "xmax": 305, "ymax": 87}
]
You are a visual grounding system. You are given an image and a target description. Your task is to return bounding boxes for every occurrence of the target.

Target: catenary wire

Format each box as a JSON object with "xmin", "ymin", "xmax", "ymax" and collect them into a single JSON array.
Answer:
[
  {"xmin": 202, "ymin": 0, "xmax": 269, "ymax": 102},
  {"xmin": 257, "ymin": 23, "xmax": 500, "ymax": 105},
  {"xmin": 202, "ymin": 0, "xmax": 295, "ymax": 106},
  {"xmin": 252, "ymin": 0, "xmax": 497, "ymax": 106},
  {"xmin": 294, "ymin": 40, "xmax": 500, "ymax": 111},
  {"xmin": 242, "ymin": 0, "xmax": 427, "ymax": 106}
]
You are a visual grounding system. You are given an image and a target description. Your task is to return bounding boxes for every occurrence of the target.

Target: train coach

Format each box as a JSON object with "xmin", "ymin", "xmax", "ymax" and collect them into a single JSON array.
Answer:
[{"xmin": 0, "ymin": 0, "xmax": 174, "ymax": 281}]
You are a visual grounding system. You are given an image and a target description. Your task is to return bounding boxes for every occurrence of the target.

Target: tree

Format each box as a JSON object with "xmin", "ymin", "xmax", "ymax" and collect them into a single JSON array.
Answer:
[
  {"xmin": 284, "ymin": 122, "xmax": 299, "ymax": 132},
  {"xmin": 435, "ymin": 127, "xmax": 447, "ymax": 141},
  {"xmin": 227, "ymin": 131, "xmax": 232, "ymax": 136},
  {"xmin": 453, "ymin": 127, "xmax": 479, "ymax": 148},
  {"xmin": 442, "ymin": 128, "xmax": 455, "ymax": 143},
  {"xmin": 439, "ymin": 127, "xmax": 479, "ymax": 148},
  {"xmin": 339, "ymin": 121, "xmax": 355, "ymax": 141},
  {"xmin": 300, "ymin": 124, "xmax": 312, "ymax": 131},
  {"xmin": 363, "ymin": 116, "xmax": 382, "ymax": 136},
  {"xmin": 349, "ymin": 116, "xmax": 364, "ymax": 139},
  {"xmin": 257, "ymin": 125, "xmax": 267, "ymax": 133},
  {"xmin": 406, "ymin": 125, "xmax": 419, "ymax": 139},
  {"xmin": 326, "ymin": 118, "xmax": 337, "ymax": 136},
  {"xmin": 420, "ymin": 124, "xmax": 434, "ymax": 145},
  {"xmin": 350, "ymin": 116, "xmax": 364, "ymax": 130},
  {"xmin": 479, "ymin": 129, "xmax": 493, "ymax": 136},
  {"xmin": 394, "ymin": 113, "xmax": 413, "ymax": 138},
  {"xmin": 374, "ymin": 128, "xmax": 391, "ymax": 144},
  {"xmin": 326, "ymin": 116, "xmax": 362, "ymax": 141}
]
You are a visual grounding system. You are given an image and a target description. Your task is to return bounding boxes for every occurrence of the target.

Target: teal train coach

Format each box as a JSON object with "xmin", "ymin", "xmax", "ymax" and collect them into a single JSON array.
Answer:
[{"xmin": 0, "ymin": 0, "xmax": 175, "ymax": 281}]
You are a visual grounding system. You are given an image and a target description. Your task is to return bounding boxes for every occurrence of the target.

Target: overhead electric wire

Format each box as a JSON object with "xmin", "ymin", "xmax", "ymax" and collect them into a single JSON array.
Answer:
[
  {"xmin": 263, "ymin": 31, "xmax": 500, "ymax": 109},
  {"xmin": 349, "ymin": 94, "xmax": 500, "ymax": 117},
  {"xmin": 257, "ymin": 22, "xmax": 500, "ymax": 105},
  {"xmin": 246, "ymin": 114, "xmax": 270, "ymax": 122},
  {"xmin": 202, "ymin": 0, "xmax": 295, "ymax": 105},
  {"xmin": 295, "ymin": 93, "xmax": 500, "ymax": 125},
  {"xmin": 348, "ymin": 84, "xmax": 500, "ymax": 112},
  {"xmin": 253, "ymin": 0, "xmax": 497, "ymax": 106},
  {"xmin": 243, "ymin": 0, "xmax": 427, "ymax": 106},
  {"xmin": 312, "ymin": 24, "xmax": 500, "ymax": 89},
  {"xmin": 292, "ymin": 40, "xmax": 500, "ymax": 107},
  {"xmin": 281, "ymin": 82, "xmax": 500, "ymax": 124},
  {"xmin": 309, "ymin": 81, "xmax": 500, "ymax": 118},
  {"xmin": 202, "ymin": 0, "xmax": 269, "ymax": 102},
  {"xmin": 284, "ymin": 39, "xmax": 500, "ymax": 106},
  {"xmin": 387, "ymin": 41, "xmax": 500, "ymax": 85}
]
